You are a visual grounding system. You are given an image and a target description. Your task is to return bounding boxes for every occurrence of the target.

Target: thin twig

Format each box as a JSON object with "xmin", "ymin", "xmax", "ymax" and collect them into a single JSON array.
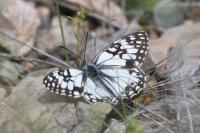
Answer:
[
  {"xmin": 125, "ymin": 104, "xmax": 175, "ymax": 133},
  {"xmin": 180, "ymin": 73, "xmax": 194, "ymax": 133},
  {"xmin": 132, "ymin": 101, "xmax": 174, "ymax": 125},
  {"xmin": 141, "ymin": 113, "xmax": 175, "ymax": 133},
  {"xmin": 0, "ymin": 30, "xmax": 71, "ymax": 68},
  {"xmin": 0, "ymin": 53, "xmax": 64, "ymax": 68}
]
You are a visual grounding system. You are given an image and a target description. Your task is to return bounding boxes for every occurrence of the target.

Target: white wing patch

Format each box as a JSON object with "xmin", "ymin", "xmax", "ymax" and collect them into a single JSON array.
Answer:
[
  {"xmin": 43, "ymin": 69, "xmax": 84, "ymax": 98},
  {"xmin": 83, "ymin": 78, "xmax": 118, "ymax": 104},
  {"xmin": 100, "ymin": 68, "xmax": 146, "ymax": 98}
]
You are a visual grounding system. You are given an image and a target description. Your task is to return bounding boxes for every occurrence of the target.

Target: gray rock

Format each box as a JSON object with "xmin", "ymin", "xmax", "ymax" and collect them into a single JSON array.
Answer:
[
  {"xmin": 0, "ymin": 0, "xmax": 40, "ymax": 56},
  {"xmin": 0, "ymin": 87, "xmax": 6, "ymax": 101},
  {"xmin": 37, "ymin": 5, "xmax": 51, "ymax": 29},
  {"xmin": 0, "ymin": 69, "xmax": 111, "ymax": 133},
  {"xmin": 149, "ymin": 38, "xmax": 173, "ymax": 63},
  {"xmin": 154, "ymin": 0, "xmax": 184, "ymax": 28},
  {"xmin": 108, "ymin": 19, "xmax": 139, "ymax": 43},
  {"xmin": 0, "ymin": 61, "xmax": 26, "ymax": 85},
  {"xmin": 60, "ymin": 0, "xmax": 128, "ymax": 29},
  {"xmin": 104, "ymin": 119, "xmax": 126, "ymax": 133},
  {"xmin": 36, "ymin": 16, "xmax": 77, "ymax": 52}
]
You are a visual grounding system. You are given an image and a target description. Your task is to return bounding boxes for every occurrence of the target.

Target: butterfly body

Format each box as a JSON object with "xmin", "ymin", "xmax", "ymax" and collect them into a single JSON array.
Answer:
[
  {"xmin": 43, "ymin": 32, "xmax": 149, "ymax": 105},
  {"xmin": 83, "ymin": 63, "xmax": 99, "ymax": 77}
]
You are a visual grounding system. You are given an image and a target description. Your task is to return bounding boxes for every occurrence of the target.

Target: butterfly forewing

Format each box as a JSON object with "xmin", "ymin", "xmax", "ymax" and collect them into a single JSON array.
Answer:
[
  {"xmin": 94, "ymin": 32, "xmax": 149, "ymax": 68},
  {"xmin": 83, "ymin": 31, "xmax": 149, "ymax": 103},
  {"xmin": 43, "ymin": 69, "xmax": 84, "ymax": 98}
]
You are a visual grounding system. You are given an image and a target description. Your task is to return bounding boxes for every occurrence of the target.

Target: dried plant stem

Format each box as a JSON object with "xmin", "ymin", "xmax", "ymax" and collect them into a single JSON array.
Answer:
[
  {"xmin": 0, "ymin": 53, "xmax": 64, "ymax": 68},
  {"xmin": 0, "ymin": 30, "xmax": 70, "ymax": 68},
  {"xmin": 55, "ymin": 0, "xmax": 69, "ymax": 62}
]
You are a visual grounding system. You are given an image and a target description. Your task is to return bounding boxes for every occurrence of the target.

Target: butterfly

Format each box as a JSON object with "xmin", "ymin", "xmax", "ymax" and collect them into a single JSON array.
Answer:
[{"xmin": 43, "ymin": 31, "xmax": 149, "ymax": 105}]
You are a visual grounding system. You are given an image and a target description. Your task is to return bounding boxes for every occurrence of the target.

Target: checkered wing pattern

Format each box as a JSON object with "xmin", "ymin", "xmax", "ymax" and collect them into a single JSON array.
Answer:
[
  {"xmin": 43, "ymin": 32, "xmax": 149, "ymax": 105},
  {"xmin": 43, "ymin": 69, "xmax": 84, "ymax": 98}
]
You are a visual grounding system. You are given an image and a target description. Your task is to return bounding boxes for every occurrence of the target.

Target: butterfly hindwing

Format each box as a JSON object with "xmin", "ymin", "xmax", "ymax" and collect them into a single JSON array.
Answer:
[
  {"xmin": 43, "ymin": 69, "xmax": 84, "ymax": 98},
  {"xmin": 83, "ymin": 77, "xmax": 119, "ymax": 104},
  {"xmin": 94, "ymin": 32, "xmax": 149, "ymax": 68},
  {"xmin": 82, "ymin": 67, "xmax": 146, "ymax": 104},
  {"xmin": 99, "ymin": 67, "xmax": 146, "ymax": 98}
]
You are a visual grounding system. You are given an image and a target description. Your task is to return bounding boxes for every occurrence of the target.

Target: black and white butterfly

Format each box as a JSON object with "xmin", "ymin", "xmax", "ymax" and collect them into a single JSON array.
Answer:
[{"xmin": 43, "ymin": 32, "xmax": 149, "ymax": 104}]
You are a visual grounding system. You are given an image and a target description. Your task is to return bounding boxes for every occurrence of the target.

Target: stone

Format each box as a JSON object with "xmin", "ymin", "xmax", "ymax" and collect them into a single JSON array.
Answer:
[
  {"xmin": 154, "ymin": 0, "xmax": 184, "ymax": 28},
  {"xmin": 0, "ymin": 61, "xmax": 26, "ymax": 94},
  {"xmin": 64, "ymin": 0, "xmax": 128, "ymax": 29},
  {"xmin": 0, "ymin": 0, "xmax": 40, "ymax": 56},
  {"xmin": 0, "ymin": 69, "xmax": 111, "ymax": 133},
  {"xmin": 104, "ymin": 119, "xmax": 126, "ymax": 133},
  {"xmin": 0, "ymin": 87, "xmax": 6, "ymax": 101},
  {"xmin": 36, "ymin": 16, "xmax": 79, "ymax": 53}
]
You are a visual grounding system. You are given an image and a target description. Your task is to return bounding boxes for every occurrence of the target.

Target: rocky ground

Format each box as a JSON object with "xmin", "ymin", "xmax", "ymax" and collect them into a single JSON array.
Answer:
[{"xmin": 0, "ymin": 0, "xmax": 200, "ymax": 133}]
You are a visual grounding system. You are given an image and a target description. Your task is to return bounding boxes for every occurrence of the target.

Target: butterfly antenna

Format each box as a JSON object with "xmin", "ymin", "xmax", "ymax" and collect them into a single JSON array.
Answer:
[
  {"xmin": 83, "ymin": 32, "xmax": 88, "ymax": 65},
  {"xmin": 59, "ymin": 46, "xmax": 84, "ymax": 61},
  {"xmin": 94, "ymin": 36, "xmax": 97, "ymax": 58}
]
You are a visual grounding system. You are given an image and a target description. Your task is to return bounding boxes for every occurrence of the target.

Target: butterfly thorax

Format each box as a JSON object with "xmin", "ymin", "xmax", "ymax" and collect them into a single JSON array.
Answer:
[{"xmin": 83, "ymin": 64, "xmax": 98, "ymax": 77}]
